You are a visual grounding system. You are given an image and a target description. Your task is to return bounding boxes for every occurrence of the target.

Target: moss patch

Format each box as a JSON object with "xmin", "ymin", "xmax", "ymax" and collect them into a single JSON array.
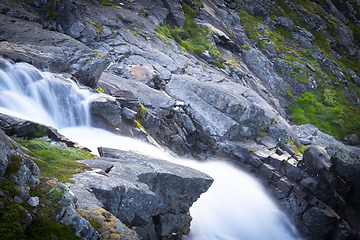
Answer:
[
  {"xmin": 5, "ymin": 155, "xmax": 22, "ymax": 176},
  {"xmin": 24, "ymin": 183, "xmax": 80, "ymax": 240},
  {"xmin": 157, "ymin": 2, "xmax": 225, "ymax": 67},
  {"xmin": 0, "ymin": 200, "xmax": 25, "ymax": 240},
  {"xmin": 289, "ymin": 89, "xmax": 360, "ymax": 139},
  {"xmin": 14, "ymin": 138, "xmax": 93, "ymax": 182}
]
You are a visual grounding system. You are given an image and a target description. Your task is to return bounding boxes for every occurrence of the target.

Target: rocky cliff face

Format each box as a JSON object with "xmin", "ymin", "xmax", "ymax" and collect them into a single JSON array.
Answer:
[{"xmin": 1, "ymin": 0, "xmax": 360, "ymax": 239}]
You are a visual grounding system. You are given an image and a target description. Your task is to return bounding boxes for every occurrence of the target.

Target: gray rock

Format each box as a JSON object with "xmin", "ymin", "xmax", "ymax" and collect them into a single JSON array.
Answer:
[
  {"xmin": 326, "ymin": 0, "xmax": 349, "ymax": 25},
  {"xmin": 276, "ymin": 16, "xmax": 295, "ymax": 31},
  {"xmin": 302, "ymin": 205, "xmax": 339, "ymax": 239},
  {"xmin": 292, "ymin": 32, "xmax": 313, "ymax": 49},
  {"xmin": 71, "ymin": 148, "xmax": 213, "ymax": 240},
  {"xmin": 52, "ymin": 181, "xmax": 102, "ymax": 240},
  {"xmin": 122, "ymin": 107, "xmax": 137, "ymax": 121},
  {"xmin": 304, "ymin": 61, "xmax": 316, "ymax": 72},
  {"xmin": 337, "ymin": 25, "xmax": 355, "ymax": 47},
  {"xmin": 0, "ymin": 14, "xmax": 108, "ymax": 88},
  {"xmin": 27, "ymin": 196, "xmax": 39, "ymax": 207},
  {"xmin": 303, "ymin": 145, "xmax": 332, "ymax": 173},
  {"xmin": 0, "ymin": 113, "xmax": 80, "ymax": 148},
  {"xmin": 200, "ymin": 50, "xmax": 212, "ymax": 63},
  {"xmin": 162, "ymin": 0, "xmax": 186, "ymax": 27},
  {"xmin": 99, "ymin": 73, "xmax": 175, "ymax": 119},
  {"xmin": 292, "ymin": 61, "xmax": 305, "ymax": 69},
  {"xmin": 260, "ymin": 135, "xmax": 278, "ymax": 149},
  {"xmin": 0, "ymin": 129, "xmax": 40, "ymax": 200},
  {"xmin": 90, "ymin": 95, "xmax": 122, "ymax": 132}
]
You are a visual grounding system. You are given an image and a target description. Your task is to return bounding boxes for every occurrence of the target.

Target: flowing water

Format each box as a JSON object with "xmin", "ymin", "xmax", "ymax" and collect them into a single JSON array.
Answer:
[{"xmin": 0, "ymin": 59, "xmax": 302, "ymax": 240}]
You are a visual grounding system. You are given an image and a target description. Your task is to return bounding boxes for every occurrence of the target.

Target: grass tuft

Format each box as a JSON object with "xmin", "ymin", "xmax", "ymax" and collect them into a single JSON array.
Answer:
[{"xmin": 14, "ymin": 138, "xmax": 94, "ymax": 182}]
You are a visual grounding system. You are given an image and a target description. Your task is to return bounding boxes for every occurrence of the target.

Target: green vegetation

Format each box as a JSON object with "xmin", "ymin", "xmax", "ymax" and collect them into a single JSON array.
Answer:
[
  {"xmin": 0, "ymin": 176, "xmax": 80, "ymax": 240},
  {"xmin": 86, "ymin": 19, "xmax": 103, "ymax": 34},
  {"xmin": 289, "ymin": 89, "xmax": 360, "ymax": 139},
  {"xmin": 5, "ymin": 155, "xmax": 22, "ymax": 176},
  {"xmin": 24, "ymin": 185, "xmax": 80, "ymax": 240},
  {"xmin": 242, "ymin": 44, "xmax": 250, "ymax": 50},
  {"xmin": 96, "ymin": 87, "xmax": 104, "ymax": 93},
  {"xmin": 0, "ymin": 200, "xmax": 25, "ymax": 240},
  {"xmin": 0, "ymin": 179, "xmax": 19, "ymax": 197},
  {"xmin": 236, "ymin": 0, "xmax": 360, "ymax": 140},
  {"xmin": 136, "ymin": 102, "xmax": 147, "ymax": 122},
  {"xmin": 100, "ymin": 0, "xmax": 117, "ymax": 7},
  {"xmin": 289, "ymin": 141, "xmax": 306, "ymax": 155},
  {"xmin": 157, "ymin": 2, "xmax": 225, "ymax": 68},
  {"xmin": 139, "ymin": 7, "xmax": 147, "ymax": 16},
  {"xmin": 14, "ymin": 138, "xmax": 93, "ymax": 182},
  {"xmin": 91, "ymin": 49, "xmax": 102, "ymax": 58},
  {"xmin": 283, "ymin": 87, "xmax": 295, "ymax": 102}
]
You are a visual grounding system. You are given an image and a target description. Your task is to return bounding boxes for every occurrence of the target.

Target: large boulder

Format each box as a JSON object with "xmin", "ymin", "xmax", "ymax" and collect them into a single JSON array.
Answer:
[{"xmin": 69, "ymin": 147, "xmax": 213, "ymax": 240}]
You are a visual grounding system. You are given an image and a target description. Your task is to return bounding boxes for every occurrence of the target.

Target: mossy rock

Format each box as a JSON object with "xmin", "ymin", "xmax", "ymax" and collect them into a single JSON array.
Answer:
[
  {"xmin": 5, "ymin": 155, "xmax": 22, "ymax": 176},
  {"xmin": 77, "ymin": 207, "xmax": 138, "ymax": 240}
]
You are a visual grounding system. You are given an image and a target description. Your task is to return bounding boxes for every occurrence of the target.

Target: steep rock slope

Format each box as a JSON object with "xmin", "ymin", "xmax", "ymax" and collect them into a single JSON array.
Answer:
[{"xmin": 1, "ymin": 0, "xmax": 360, "ymax": 239}]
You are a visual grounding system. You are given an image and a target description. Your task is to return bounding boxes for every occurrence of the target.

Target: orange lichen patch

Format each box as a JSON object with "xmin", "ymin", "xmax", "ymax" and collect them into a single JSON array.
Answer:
[
  {"xmin": 77, "ymin": 207, "xmax": 138, "ymax": 240},
  {"xmin": 128, "ymin": 65, "xmax": 155, "ymax": 83}
]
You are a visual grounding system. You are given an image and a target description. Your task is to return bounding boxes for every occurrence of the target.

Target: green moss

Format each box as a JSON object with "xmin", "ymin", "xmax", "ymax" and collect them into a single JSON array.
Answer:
[
  {"xmin": 183, "ymin": 0, "xmax": 202, "ymax": 12},
  {"xmin": 134, "ymin": 120, "xmax": 146, "ymax": 132},
  {"xmin": 242, "ymin": 44, "xmax": 250, "ymax": 50},
  {"xmin": 299, "ymin": 144, "xmax": 307, "ymax": 154},
  {"xmin": 0, "ymin": 200, "xmax": 24, "ymax": 240},
  {"xmin": 100, "ymin": 0, "xmax": 117, "ymax": 7},
  {"xmin": 86, "ymin": 19, "xmax": 103, "ymax": 34},
  {"xmin": 14, "ymin": 138, "xmax": 93, "ymax": 182},
  {"xmin": 96, "ymin": 87, "xmax": 104, "ymax": 93},
  {"xmin": 136, "ymin": 102, "xmax": 147, "ymax": 122},
  {"xmin": 0, "ymin": 179, "xmax": 18, "ymax": 197},
  {"xmin": 289, "ymin": 89, "xmax": 360, "ymax": 140},
  {"xmin": 156, "ymin": 2, "xmax": 225, "ymax": 67},
  {"xmin": 257, "ymin": 131, "xmax": 269, "ymax": 140},
  {"xmin": 89, "ymin": 218, "xmax": 102, "ymax": 230},
  {"xmin": 239, "ymin": 10, "xmax": 261, "ymax": 42},
  {"xmin": 91, "ymin": 49, "xmax": 102, "ymax": 58},
  {"xmin": 41, "ymin": 0, "xmax": 58, "ymax": 20},
  {"xmin": 291, "ymin": 141, "xmax": 307, "ymax": 155},
  {"xmin": 5, "ymin": 155, "xmax": 22, "ymax": 176},
  {"xmin": 283, "ymin": 87, "xmax": 295, "ymax": 102},
  {"xmin": 139, "ymin": 7, "xmax": 147, "ymax": 16},
  {"xmin": 24, "ymin": 184, "xmax": 80, "ymax": 240}
]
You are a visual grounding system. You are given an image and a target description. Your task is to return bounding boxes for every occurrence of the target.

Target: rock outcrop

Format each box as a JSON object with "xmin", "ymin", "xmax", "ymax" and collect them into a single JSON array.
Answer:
[{"xmin": 68, "ymin": 147, "xmax": 213, "ymax": 240}]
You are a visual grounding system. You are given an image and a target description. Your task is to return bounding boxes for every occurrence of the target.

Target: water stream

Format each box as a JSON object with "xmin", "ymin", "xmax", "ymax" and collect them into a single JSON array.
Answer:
[{"xmin": 0, "ymin": 60, "xmax": 302, "ymax": 240}]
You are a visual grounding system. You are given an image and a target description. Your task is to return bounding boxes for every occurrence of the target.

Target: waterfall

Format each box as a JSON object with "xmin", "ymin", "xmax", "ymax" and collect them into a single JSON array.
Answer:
[
  {"xmin": 0, "ymin": 60, "xmax": 95, "ymax": 129},
  {"xmin": 0, "ymin": 59, "xmax": 302, "ymax": 240}
]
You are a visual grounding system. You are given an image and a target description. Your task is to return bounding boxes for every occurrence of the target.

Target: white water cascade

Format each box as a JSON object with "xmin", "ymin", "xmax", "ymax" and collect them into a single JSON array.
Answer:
[{"xmin": 0, "ymin": 60, "xmax": 302, "ymax": 240}]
